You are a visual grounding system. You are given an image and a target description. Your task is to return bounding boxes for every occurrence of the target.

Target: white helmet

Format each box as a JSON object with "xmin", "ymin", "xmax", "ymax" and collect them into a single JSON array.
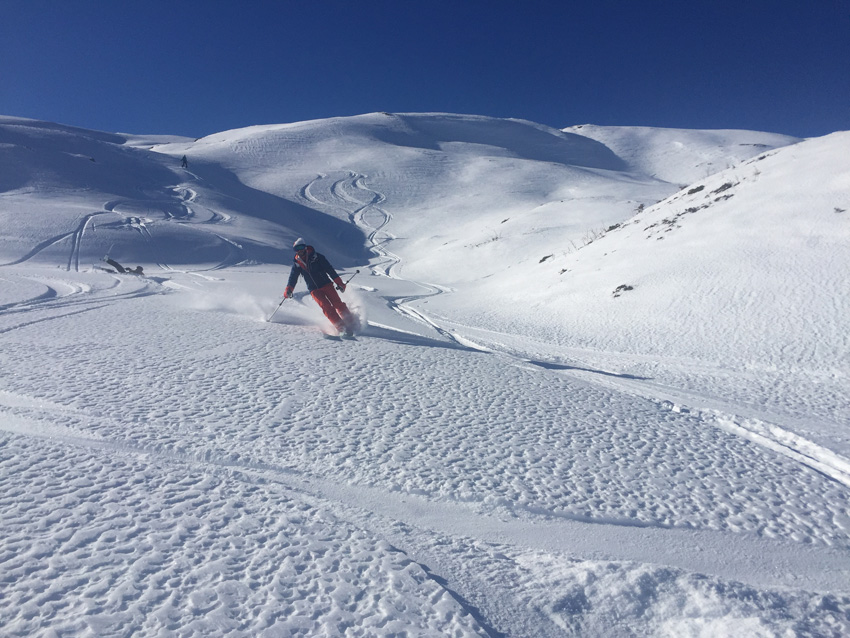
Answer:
[{"xmin": 293, "ymin": 237, "xmax": 307, "ymax": 250}]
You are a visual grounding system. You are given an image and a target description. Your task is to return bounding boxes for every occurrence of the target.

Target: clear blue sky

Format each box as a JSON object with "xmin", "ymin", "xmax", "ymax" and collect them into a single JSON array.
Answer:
[{"xmin": 2, "ymin": 0, "xmax": 848, "ymax": 138}]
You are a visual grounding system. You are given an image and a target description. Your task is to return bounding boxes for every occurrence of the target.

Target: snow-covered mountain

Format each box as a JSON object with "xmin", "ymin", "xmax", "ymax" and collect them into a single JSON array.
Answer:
[{"xmin": 2, "ymin": 112, "xmax": 849, "ymax": 637}]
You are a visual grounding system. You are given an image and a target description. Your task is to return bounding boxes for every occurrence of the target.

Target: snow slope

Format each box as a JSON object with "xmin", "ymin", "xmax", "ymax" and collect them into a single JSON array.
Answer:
[
  {"xmin": 1, "ymin": 113, "xmax": 849, "ymax": 637},
  {"xmin": 563, "ymin": 124, "xmax": 800, "ymax": 185},
  {"xmin": 443, "ymin": 131, "xmax": 850, "ymax": 458}
]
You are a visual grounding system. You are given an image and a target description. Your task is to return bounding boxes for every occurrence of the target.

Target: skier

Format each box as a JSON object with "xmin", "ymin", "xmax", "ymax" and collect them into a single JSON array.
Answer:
[
  {"xmin": 101, "ymin": 256, "xmax": 144, "ymax": 275},
  {"xmin": 284, "ymin": 238, "xmax": 357, "ymax": 335},
  {"xmin": 181, "ymin": 155, "xmax": 188, "ymax": 168}
]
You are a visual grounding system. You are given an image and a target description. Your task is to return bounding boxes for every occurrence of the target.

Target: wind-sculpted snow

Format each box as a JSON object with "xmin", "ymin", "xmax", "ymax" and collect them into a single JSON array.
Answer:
[
  {"xmin": 1, "ymin": 266, "xmax": 850, "ymax": 636},
  {"xmin": 2, "ymin": 113, "xmax": 850, "ymax": 636},
  {"xmin": 3, "ymin": 285, "xmax": 846, "ymax": 547},
  {"xmin": 0, "ymin": 434, "xmax": 483, "ymax": 637}
]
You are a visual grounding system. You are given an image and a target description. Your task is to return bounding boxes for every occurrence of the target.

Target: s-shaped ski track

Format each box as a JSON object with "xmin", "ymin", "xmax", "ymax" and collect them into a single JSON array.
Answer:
[{"xmin": 310, "ymin": 173, "xmax": 850, "ymax": 486}]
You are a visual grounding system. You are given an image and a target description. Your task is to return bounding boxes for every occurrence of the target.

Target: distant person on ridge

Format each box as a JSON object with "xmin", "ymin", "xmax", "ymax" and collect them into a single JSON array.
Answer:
[
  {"xmin": 181, "ymin": 155, "xmax": 188, "ymax": 168},
  {"xmin": 283, "ymin": 238, "xmax": 357, "ymax": 335}
]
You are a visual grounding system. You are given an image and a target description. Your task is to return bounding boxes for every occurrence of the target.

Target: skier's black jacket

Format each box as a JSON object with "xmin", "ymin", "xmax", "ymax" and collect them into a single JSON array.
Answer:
[{"xmin": 286, "ymin": 246, "xmax": 340, "ymax": 292}]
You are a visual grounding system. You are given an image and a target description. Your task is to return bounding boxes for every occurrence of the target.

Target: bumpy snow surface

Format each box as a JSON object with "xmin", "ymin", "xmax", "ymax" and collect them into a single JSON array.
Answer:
[{"xmin": 1, "ymin": 113, "xmax": 849, "ymax": 637}]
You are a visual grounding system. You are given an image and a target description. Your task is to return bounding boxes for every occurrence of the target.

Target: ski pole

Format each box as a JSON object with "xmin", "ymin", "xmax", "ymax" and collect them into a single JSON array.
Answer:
[
  {"xmin": 339, "ymin": 269, "xmax": 360, "ymax": 290},
  {"xmin": 266, "ymin": 295, "xmax": 287, "ymax": 323}
]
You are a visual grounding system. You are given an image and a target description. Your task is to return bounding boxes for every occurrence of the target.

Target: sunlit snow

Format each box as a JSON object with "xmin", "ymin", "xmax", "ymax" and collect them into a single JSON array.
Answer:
[{"xmin": 1, "ymin": 112, "xmax": 849, "ymax": 637}]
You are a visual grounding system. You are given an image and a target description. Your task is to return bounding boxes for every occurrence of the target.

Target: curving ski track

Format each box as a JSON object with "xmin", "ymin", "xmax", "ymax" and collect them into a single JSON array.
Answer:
[
  {"xmin": 303, "ymin": 171, "xmax": 467, "ymax": 345},
  {"xmin": 2, "ymin": 399, "xmax": 849, "ymax": 595},
  {"xmin": 1, "ymin": 168, "xmax": 848, "ymax": 635},
  {"xmin": 305, "ymin": 170, "xmax": 850, "ymax": 501}
]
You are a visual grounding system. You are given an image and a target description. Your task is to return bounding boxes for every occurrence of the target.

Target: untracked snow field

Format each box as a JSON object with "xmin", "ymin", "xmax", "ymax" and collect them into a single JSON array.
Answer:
[{"xmin": 1, "ymin": 113, "xmax": 849, "ymax": 637}]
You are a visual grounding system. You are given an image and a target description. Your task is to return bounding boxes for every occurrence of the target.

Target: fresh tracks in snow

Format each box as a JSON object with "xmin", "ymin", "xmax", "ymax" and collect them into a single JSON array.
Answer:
[
  {"xmin": 302, "ymin": 172, "xmax": 470, "ymax": 345},
  {"xmin": 304, "ymin": 170, "xmax": 850, "ymax": 487},
  {"xmin": 3, "ymin": 393, "xmax": 848, "ymax": 594},
  {"xmin": 561, "ymin": 364, "xmax": 850, "ymax": 491}
]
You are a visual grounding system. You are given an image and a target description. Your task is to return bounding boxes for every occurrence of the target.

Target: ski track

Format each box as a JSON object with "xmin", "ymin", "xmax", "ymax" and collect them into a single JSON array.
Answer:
[
  {"xmin": 300, "ymin": 168, "xmax": 850, "ymax": 539},
  {"xmin": 434, "ymin": 320, "xmax": 850, "ymax": 493},
  {"xmin": 287, "ymin": 170, "xmax": 850, "ymax": 629},
  {"xmin": 0, "ymin": 274, "xmax": 164, "ymax": 335},
  {"xmin": 2, "ymin": 176, "xmax": 849, "ymax": 635},
  {"xmin": 3, "ymin": 401, "xmax": 850, "ymax": 637},
  {"xmin": 5, "ymin": 116, "xmax": 849, "ymax": 636},
  {"xmin": 2, "ymin": 265, "xmax": 850, "ymax": 636},
  {"xmin": 308, "ymin": 171, "xmax": 468, "ymax": 345},
  {"xmin": 11, "ymin": 400, "xmax": 847, "ymax": 593},
  {"xmin": 340, "ymin": 169, "xmax": 850, "ymax": 501},
  {"xmin": 0, "ymin": 182, "xmax": 236, "ymax": 271}
]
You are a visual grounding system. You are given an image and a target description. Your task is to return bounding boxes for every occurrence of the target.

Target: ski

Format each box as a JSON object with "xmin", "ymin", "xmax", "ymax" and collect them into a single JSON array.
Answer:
[{"xmin": 322, "ymin": 332, "xmax": 357, "ymax": 341}]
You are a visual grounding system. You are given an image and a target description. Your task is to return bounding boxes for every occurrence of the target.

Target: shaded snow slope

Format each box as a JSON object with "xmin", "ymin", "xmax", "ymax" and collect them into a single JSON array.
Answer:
[
  {"xmin": 151, "ymin": 113, "xmax": 797, "ymax": 290},
  {"xmin": 0, "ymin": 115, "xmax": 363, "ymax": 270},
  {"xmin": 563, "ymin": 124, "xmax": 800, "ymax": 185}
]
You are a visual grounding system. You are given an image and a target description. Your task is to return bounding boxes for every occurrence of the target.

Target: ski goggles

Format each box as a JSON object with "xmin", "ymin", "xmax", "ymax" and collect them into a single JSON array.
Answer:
[{"xmin": 293, "ymin": 244, "xmax": 307, "ymax": 252}]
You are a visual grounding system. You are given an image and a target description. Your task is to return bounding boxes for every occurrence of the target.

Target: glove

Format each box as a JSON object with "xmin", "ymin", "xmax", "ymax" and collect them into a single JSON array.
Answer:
[
  {"xmin": 334, "ymin": 278, "xmax": 346, "ymax": 293},
  {"xmin": 284, "ymin": 286, "xmax": 293, "ymax": 298}
]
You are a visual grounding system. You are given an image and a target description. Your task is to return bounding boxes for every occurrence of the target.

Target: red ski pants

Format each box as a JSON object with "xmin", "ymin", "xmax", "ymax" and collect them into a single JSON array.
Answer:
[{"xmin": 311, "ymin": 283, "xmax": 352, "ymax": 330}]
